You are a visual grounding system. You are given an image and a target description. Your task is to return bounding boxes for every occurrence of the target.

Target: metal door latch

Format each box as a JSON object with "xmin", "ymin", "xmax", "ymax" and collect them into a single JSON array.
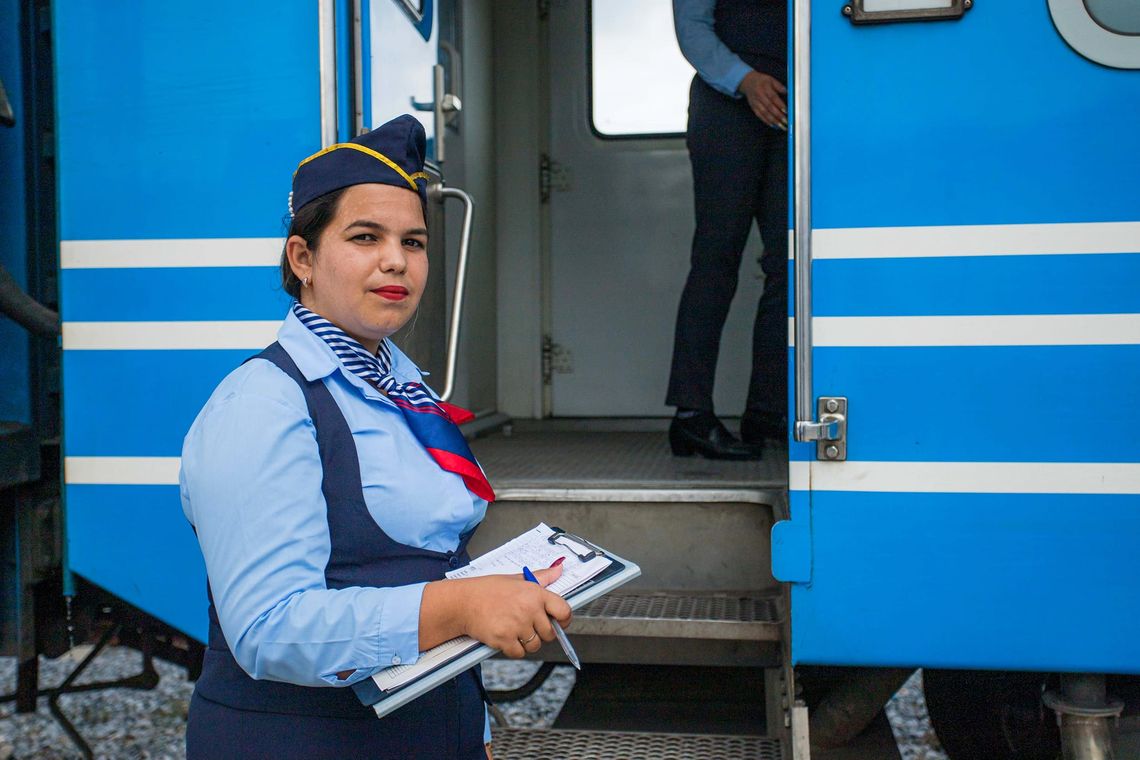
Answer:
[{"xmin": 796, "ymin": 396, "xmax": 847, "ymax": 461}]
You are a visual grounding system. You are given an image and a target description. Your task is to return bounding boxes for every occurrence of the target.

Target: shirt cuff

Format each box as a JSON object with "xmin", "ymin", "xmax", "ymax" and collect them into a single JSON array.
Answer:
[
  {"xmin": 378, "ymin": 581, "xmax": 428, "ymax": 669},
  {"xmin": 724, "ymin": 60, "xmax": 754, "ymax": 99}
]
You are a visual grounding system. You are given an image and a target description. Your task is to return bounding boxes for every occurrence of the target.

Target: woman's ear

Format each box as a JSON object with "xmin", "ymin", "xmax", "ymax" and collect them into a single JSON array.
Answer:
[{"xmin": 285, "ymin": 235, "xmax": 315, "ymax": 283}]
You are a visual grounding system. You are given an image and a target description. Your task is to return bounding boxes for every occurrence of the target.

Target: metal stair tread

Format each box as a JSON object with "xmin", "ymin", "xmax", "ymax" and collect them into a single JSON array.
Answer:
[
  {"xmin": 470, "ymin": 430, "xmax": 786, "ymax": 502},
  {"xmin": 492, "ymin": 727, "xmax": 783, "ymax": 759},
  {"xmin": 571, "ymin": 591, "xmax": 784, "ymax": 641}
]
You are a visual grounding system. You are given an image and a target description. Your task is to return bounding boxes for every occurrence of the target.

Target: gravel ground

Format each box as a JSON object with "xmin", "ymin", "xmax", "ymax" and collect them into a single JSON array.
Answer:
[
  {"xmin": 2, "ymin": 649, "xmax": 945, "ymax": 759},
  {"xmin": 885, "ymin": 671, "xmax": 948, "ymax": 760}
]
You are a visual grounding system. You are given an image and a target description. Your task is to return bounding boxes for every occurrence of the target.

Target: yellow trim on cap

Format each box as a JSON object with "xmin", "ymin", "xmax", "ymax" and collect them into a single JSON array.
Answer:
[{"xmin": 294, "ymin": 143, "xmax": 427, "ymax": 191}]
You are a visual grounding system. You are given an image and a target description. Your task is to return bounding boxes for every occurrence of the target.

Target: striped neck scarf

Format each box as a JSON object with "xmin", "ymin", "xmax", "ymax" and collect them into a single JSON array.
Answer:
[{"xmin": 293, "ymin": 302, "xmax": 495, "ymax": 503}]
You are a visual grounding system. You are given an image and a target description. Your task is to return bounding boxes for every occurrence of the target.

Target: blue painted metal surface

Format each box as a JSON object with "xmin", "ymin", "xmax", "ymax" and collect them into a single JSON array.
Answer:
[
  {"xmin": 336, "ymin": 0, "xmax": 353, "ymax": 142},
  {"xmin": 812, "ymin": 2, "xmax": 1140, "ymax": 228},
  {"xmin": 798, "ymin": 492, "xmax": 1140, "ymax": 673},
  {"xmin": 811, "ymin": 254, "xmax": 1140, "ymax": 317},
  {"xmin": 54, "ymin": 0, "xmax": 321, "ymax": 640},
  {"xmin": 362, "ymin": 0, "xmax": 373, "ymax": 130},
  {"xmin": 60, "ymin": 268, "xmax": 290, "ymax": 322},
  {"xmin": 62, "ymin": 350, "xmax": 252, "ymax": 458},
  {"xmin": 774, "ymin": 0, "xmax": 1140, "ymax": 673},
  {"xmin": 815, "ymin": 346, "xmax": 1140, "ymax": 463},
  {"xmin": 68, "ymin": 485, "xmax": 207, "ymax": 640},
  {"xmin": 54, "ymin": 3, "xmax": 319, "ymax": 239},
  {"xmin": 55, "ymin": 0, "xmax": 442, "ymax": 644}
]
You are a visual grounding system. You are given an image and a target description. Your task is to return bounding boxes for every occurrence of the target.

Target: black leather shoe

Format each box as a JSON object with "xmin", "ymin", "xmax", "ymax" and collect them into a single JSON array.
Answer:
[
  {"xmin": 670, "ymin": 413, "xmax": 762, "ymax": 461},
  {"xmin": 741, "ymin": 411, "xmax": 788, "ymax": 446}
]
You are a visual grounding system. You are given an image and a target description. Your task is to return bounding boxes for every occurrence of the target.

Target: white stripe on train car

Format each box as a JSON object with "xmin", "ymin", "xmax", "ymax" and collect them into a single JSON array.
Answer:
[
  {"xmin": 786, "ymin": 313, "xmax": 1140, "ymax": 347},
  {"xmin": 62, "ymin": 320, "xmax": 280, "ymax": 350},
  {"xmin": 786, "ymin": 221, "xmax": 1140, "ymax": 259},
  {"xmin": 67, "ymin": 456, "xmax": 1140, "ymax": 494},
  {"xmin": 60, "ymin": 238, "xmax": 283, "ymax": 269},
  {"xmin": 789, "ymin": 461, "xmax": 1140, "ymax": 495},
  {"xmin": 65, "ymin": 456, "xmax": 181, "ymax": 485}
]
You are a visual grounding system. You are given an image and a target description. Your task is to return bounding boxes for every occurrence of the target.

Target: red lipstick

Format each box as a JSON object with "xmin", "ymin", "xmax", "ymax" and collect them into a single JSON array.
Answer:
[{"xmin": 372, "ymin": 286, "xmax": 409, "ymax": 301}]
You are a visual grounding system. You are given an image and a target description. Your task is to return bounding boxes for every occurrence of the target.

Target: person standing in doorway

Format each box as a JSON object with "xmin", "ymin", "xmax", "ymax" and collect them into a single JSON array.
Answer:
[{"xmin": 666, "ymin": 0, "xmax": 788, "ymax": 461}]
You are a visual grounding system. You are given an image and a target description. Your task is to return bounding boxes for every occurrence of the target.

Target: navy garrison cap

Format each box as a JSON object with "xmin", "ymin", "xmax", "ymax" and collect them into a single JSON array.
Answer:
[{"xmin": 289, "ymin": 114, "xmax": 429, "ymax": 216}]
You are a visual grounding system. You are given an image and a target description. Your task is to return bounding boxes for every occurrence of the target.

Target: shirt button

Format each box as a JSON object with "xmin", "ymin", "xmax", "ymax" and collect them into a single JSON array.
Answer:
[
  {"xmin": 448, "ymin": 556, "xmax": 460, "ymax": 568},
  {"xmin": 392, "ymin": 655, "xmax": 401, "ymax": 665}
]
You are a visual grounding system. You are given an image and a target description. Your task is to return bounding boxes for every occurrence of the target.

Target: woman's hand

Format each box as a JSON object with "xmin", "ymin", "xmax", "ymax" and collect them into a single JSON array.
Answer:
[
  {"xmin": 419, "ymin": 567, "xmax": 572, "ymax": 657},
  {"xmin": 738, "ymin": 71, "xmax": 788, "ymax": 130}
]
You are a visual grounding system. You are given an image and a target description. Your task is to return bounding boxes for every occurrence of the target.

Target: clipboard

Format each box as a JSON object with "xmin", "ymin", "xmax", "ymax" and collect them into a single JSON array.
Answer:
[{"xmin": 351, "ymin": 530, "xmax": 641, "ymax": 718}]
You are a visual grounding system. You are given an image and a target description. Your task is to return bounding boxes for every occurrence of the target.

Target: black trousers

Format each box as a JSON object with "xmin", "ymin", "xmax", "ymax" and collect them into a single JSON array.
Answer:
[{"xmin": 666, "ymin": 75, "xmax": 788, "ymax": 417}]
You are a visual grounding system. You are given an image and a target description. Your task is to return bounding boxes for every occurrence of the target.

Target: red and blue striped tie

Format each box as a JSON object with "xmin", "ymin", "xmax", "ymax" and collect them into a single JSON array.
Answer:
[{"xmin": 294, "ymin": 303, "xmax": 495, "ymax": 503}]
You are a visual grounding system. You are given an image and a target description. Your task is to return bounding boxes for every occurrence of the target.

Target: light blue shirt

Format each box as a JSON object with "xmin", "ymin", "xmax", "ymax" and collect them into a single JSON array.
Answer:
[
  {"xmin": 180, "ymin": 309, "xmax": 490, "ymax": 737},
  {"xmin": 673, "ymin": 0, "xmax": 752, "ymax": 98}
]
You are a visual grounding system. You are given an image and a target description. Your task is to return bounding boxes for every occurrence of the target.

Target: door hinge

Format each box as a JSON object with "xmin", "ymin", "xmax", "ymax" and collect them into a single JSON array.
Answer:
[
  {"xmin": 540, "ymin": 154, "xmax": 551, "ymax": 204},
  {"xmin": 539, "ymin": 153, "xmax": 570, "ymax": 204},
  {"xmin": 541, "ymin": 335, "xmax": 573, "ymax": 385}
]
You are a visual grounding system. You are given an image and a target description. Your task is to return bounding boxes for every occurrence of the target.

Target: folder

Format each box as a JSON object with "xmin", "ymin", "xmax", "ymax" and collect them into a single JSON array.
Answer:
[{"xmin": 351, "ymin": 523, "xmax": 641, "ymax": 718}]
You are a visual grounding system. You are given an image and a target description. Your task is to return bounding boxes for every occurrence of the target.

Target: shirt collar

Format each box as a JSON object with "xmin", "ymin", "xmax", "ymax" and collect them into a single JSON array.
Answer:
[{"xmin": 276, "ymin": 307, "xmax": 427, "ymax": 400}]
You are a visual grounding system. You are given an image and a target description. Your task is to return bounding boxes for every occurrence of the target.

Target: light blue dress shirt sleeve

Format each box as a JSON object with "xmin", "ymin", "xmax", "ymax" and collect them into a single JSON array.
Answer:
[
  {"xmin": 673, "ymin": 0, "xmax": 753, "ymax": 98},
  {"xmin": 180, "ymin": 359, "xmax": 424, "ymax": 688}
]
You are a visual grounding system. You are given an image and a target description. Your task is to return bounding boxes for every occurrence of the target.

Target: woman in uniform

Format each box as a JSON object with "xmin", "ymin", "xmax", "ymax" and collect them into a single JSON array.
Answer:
[{"xmin": 180, "ymin": 115, "xmax": 570, "ymax": 759}]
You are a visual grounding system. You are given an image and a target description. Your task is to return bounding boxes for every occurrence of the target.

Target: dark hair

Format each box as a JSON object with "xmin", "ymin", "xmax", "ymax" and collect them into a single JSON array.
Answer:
[
  {"xmin": 280, "ymin": 187, "xmax": 348, "ymax": 299},
  {"xmin": 280, "ymin": 186, "xmax": 431, "ymax": 299}
]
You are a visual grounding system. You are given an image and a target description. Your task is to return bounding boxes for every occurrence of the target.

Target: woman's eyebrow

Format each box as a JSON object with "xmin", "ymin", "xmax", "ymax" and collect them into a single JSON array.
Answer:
[
  {"xmin": 344, "ymin": 220, "xmax": 386, "ymax": 232},
  {"xmin": 343, "ymin": 221, "xmax": 427, "ymax": 236}
]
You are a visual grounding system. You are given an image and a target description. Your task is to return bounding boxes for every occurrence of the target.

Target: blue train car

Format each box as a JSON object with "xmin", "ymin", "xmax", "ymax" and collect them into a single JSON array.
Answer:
[
  {"xmin": 2, "ymin": 0, "xmax": 1136, "ymax": 757},
  {"xmin": 774, "ymin": 1, "xmax": 1140, "ymax": 755}
]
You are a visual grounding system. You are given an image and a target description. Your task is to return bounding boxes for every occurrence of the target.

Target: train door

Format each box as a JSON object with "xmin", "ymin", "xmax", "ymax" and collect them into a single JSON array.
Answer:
[
  {"xmin": 543, "ymin": 0, "xmax": 764, "ymax": 417},
  {"xmin": 367, "ymin": 0, "xmax": 437, "ymax": 148},
  {"xmin": 366, "ymin": 0, "xmax": 497, "ymax": 415},
  {"xmin": 773, "ymin": 0, "xmax": 1140, "ymax": 740}
]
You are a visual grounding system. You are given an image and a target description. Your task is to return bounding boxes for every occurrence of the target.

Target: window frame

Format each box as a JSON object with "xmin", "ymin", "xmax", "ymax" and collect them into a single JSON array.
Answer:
[{"xmin": 1049, "ymin": 0, "xmax": 1140, "ymax": 69}]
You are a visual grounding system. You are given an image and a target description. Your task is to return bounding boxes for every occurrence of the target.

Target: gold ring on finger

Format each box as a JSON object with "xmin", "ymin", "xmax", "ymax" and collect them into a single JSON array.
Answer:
[{"xmin": 519, "ymin": 632, "xmax": 538, "ymax": 646}]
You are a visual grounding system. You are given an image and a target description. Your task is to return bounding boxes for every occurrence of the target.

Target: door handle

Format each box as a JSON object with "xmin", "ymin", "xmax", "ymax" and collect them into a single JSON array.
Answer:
[
  {"xmin": 430, "ymin": 185, "xmax": 474, "ymax": 402},
  {"xmin": 411, "ymin": 64, "xmax": 462, "ymax": 163},
  {"xmin": 792, "ymin": 0, "xmax": 848, "ymax": 462},
  {"xmin": 792, "ymin": 0, "xmax": 828, "ymax": 444}
]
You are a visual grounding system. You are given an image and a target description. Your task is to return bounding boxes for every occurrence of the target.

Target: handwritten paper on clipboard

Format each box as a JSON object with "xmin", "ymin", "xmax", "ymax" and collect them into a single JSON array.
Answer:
[{"xmin": 369, "ymin": 524, "xmax": 612, "ymax": 693}]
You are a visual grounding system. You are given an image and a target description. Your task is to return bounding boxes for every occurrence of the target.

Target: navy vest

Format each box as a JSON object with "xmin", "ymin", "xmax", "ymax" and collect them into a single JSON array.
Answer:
[
  {"xmin": 714, "ymin": 0, "xmax": 787, "ymax": 81},
  {"xmin": 192, "ymin": 342, "xmax": 486, "ymax": 756}
]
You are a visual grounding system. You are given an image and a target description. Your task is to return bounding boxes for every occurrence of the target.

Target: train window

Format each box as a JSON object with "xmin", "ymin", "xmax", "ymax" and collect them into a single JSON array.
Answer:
[
  {"xmin": 1049, "ymin": 0, "xmax": 1140, "ymax": 69},
  {"xmin": 393, "ymin": 0, "xmax": 431, "ymax": 42},
  {"xmin": 590, "ymin": 0, "xmax": 693, "ymax": 137},
  {"xmin": 397, "ymin": 0, "xmax": 424, "ymax": 18},
  {"xmin": 1085, "ymin": 0, "xmax": 1140, "ymax": 34}
]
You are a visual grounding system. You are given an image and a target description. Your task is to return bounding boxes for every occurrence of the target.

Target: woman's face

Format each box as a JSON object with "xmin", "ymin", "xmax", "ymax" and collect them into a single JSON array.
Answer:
[{"xmin": 289, "ymin": 183, "xmax": 428, "ymax": 352}]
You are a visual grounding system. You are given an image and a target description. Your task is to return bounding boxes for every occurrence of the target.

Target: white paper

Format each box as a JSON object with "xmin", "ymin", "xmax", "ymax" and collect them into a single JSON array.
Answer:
[{"xmin": 369, "ymin": 524, "xmax": 612, "ymax": 692}]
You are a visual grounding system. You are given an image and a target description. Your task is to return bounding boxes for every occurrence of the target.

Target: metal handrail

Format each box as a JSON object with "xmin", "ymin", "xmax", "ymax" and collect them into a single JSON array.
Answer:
[
  {"xmin": 433, "ymin": 186, "xmax": 474, "ymax": 402},
  {"xmin": 792, "ymin": 0, "xmax": 829, "ymax": 443},
  {"xmin": 318, "ymin": 0, "xmax": 337, "ymax": 147}
]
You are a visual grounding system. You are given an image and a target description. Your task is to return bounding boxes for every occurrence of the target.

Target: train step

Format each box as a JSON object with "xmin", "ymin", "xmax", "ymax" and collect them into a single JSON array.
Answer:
[
  {"xmin": 470, "ymin": 422, "xmax": 786, "ymax": 496},
  {"xmin": 573, "ymin": 589, "xmax": 782, "ymax": 641},
  {"xmin": 493, "ymin": 727, "xmax": 784, "ymax": 760},
  {"xmin": 469, "ymin": 423, "xmax": 787, "ymax": 663}
]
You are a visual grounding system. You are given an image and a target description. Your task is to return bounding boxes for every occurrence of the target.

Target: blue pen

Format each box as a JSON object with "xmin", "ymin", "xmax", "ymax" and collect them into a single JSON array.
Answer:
[{"xmin": 521, "ymin": 566, "xmax": 581, "ymax": 670}]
